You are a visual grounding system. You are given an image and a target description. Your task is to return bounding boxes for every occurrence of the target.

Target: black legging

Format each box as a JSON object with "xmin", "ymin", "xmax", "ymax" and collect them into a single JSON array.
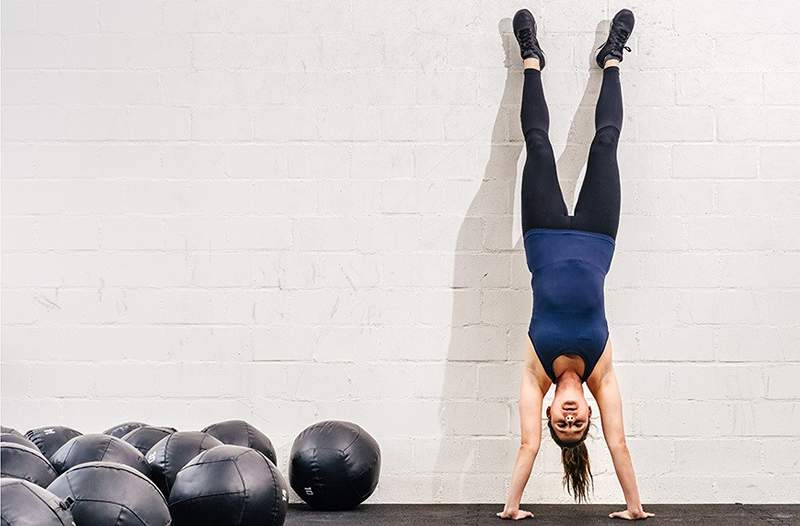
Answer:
[{"xmin": 520, "ymin": 67, "xmax": 622, "ymax": 239}]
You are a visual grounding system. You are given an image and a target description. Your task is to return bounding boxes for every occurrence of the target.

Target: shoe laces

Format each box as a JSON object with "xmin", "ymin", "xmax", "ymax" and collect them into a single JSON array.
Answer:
[
  {"xmin": 518, "ymin": 27, "xmax": 535, "ymax": 50},
  {"xmin": 602, "ymin": 26, "xmax": 631, "ymax": 52}
]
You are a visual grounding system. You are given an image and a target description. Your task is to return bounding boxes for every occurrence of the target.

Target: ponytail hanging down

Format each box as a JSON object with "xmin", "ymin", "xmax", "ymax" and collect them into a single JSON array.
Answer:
[
  {"xmin": 560, "ymin": 441, "xmax": 593, "ymax": 502},
  {"xmin": 547, "ymin": 421, "xmax": 594, "ymax": 503}
]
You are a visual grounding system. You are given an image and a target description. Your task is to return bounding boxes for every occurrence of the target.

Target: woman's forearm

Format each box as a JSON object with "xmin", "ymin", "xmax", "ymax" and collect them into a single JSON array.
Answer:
[
  {"xmin": 504, "ymin": 445, "xmax": 538, "ymax": 509},
  {"xmin": 609, "ymin": 444, "xmax": 643, "ymax": 510}
]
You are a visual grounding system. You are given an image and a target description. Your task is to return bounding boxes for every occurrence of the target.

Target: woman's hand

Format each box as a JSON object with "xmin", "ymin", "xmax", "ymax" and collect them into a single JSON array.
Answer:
[
  {"xmin": 496, "ymin": 508, "xmax": 534, "ymax": 520},
  {"xmin": 609, "ymin": 507, "xmax": 655, "ymax": 520}
]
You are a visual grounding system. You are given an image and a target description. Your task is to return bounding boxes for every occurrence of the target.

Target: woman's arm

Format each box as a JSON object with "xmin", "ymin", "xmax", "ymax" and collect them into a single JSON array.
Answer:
[
  {"xmin": 498, "ymin": 364, "xmax": 545, "ymax": 520},
  {"xmin": 594, "ymin": 368, "xmax": 654, "ymax": 520}
]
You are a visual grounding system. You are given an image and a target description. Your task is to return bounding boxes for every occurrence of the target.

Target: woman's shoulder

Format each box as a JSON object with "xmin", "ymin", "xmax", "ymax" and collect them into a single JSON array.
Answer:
[{"xmin": 523, "ymin": 339, "xmax": 554, "ymax": 392}]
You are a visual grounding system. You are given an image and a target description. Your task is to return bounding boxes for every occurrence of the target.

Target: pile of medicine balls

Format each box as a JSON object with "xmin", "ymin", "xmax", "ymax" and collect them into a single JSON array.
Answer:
[{"xmin": 0, "ymin": 419, "xmax": 381, "ymax": 526}]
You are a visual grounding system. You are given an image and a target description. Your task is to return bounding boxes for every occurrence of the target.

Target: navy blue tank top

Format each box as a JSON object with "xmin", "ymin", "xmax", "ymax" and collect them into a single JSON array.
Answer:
[{"xmin": 523, "ymin": 228, "xmax": 615, "ymax": 383}]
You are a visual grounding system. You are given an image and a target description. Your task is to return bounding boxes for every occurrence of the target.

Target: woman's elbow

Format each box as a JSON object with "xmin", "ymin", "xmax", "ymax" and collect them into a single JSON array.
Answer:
[
  {"xmin": 606, "ymin": 438, "xmax": 628, "ymax": 454},
  {"xmin": 519, "ymin": 441, "xmax": 539, "ymax": 455}
]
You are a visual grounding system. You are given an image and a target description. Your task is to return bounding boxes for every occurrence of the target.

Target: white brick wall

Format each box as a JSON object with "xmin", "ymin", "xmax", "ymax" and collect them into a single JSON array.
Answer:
[{"xmin": 2, "ymin": 0, "xmax": 799, "ymax": 504}]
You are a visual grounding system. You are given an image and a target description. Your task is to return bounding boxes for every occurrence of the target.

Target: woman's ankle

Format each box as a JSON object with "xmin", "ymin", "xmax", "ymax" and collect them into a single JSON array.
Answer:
[{"xmin": 523, "ymin": 57, "xmax": 541, "ymax": 71}]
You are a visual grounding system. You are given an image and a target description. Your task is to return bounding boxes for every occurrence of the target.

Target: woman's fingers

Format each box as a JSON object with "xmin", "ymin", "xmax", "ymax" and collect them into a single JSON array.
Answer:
[
  {"xmin": 609, "ymin": 509, "xmax": 655, "ymax": 520},
  {"xmin": 497, "ymin": 510, "xmax": 534, "ymax": 520}
]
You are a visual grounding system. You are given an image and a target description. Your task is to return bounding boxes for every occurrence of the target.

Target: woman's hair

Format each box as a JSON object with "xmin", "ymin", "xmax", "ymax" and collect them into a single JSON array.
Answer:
[{"xmin": 547, "ymin": 418, "xmax": 593, "ymax": 503}]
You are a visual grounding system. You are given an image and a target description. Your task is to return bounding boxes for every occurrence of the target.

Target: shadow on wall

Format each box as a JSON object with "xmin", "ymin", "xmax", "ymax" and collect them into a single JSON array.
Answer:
[{"xmin": 433, "ymin": 20, "xmax": 607, "ymax": 501}]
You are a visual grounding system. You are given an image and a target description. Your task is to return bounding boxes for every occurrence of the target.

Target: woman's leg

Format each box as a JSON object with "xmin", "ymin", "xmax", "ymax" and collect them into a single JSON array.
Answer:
[
  {"xmin": 520, "ymin": 68, "xmax": 569, "ymax": 233},
  {"xmin": 571, "ymin": 65, "xmax": 623, "ymax": 239}
]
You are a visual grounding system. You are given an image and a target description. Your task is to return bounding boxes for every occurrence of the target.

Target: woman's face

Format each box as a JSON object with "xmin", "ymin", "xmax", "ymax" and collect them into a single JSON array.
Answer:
[{"xmin": 547, "ymin": 391, "xmax": 591, "ymax": 443}]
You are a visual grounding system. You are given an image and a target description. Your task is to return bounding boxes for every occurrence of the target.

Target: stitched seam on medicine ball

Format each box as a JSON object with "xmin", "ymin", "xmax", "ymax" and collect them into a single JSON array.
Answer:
[
  {"xmin": 168, "ymin": 491, "xmax": 245, "ymax": 506},
  {"xmin": 99, "ymin": 437, "xmax": 115, "ymax": 463},
  {"xmin": 61, "ymin": 438, "xmax": 79, "ymax": 470},
  {"xmin": 340, "ymin": 427, "xmax": 362, "ymax": 453},
  {"xmin": 70, "ymin": 463, "xmax": 167, "ymax": 504},
  {"xmin": 33, "ymin": 449, "xmax": 57, "ymax": 479},
  {"xmin": 184, "ymin": 457, "xmax": 234, "ymax": 467},
  {"xmin": 263, "ymin": 452, "xmax": 282, "ymax": 521},
  {"xmin": 69, "ymin": 498, "xmax": 152, "ymax": 526},
  {"xmin": 5, "ymin": 444, "xmax": 55, "ymax": 478},
  {"xmin": 232, "ymin": 449, "xmax": 250, "ymax": 462},
  {"xmin": 112, "ymin": 506, "xmax": 125, "ymax": 526},
  {"xmin": 162, "ymin": 433, "xmax": 175, "ymax": 483},
  {"xmin": 63, "ymin": 471, "xmax": 77, "ymax": 500},
  {"xmin": 232, "ymin": 455, "xmax": 249, "ymax": 526}
]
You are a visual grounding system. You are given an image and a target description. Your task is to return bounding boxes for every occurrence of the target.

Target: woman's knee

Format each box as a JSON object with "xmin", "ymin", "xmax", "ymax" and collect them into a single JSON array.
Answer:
[
  {"xmin": 524, "ymin": 128, "xmax": 552, "ymax": 155},
  {"xmin": 590, "ymin": 126, "xmax": 620, "ymax": 151}
]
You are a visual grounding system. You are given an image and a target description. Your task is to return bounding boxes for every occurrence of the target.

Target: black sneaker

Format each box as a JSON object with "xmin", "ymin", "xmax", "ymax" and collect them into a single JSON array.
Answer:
[
  {"xmin": 596, "ymin": 9, "xmax": 635, "ymax": 68},
  {"xmin": 513, "ymin": 9, "xmax": 545, "ymax": 68}
]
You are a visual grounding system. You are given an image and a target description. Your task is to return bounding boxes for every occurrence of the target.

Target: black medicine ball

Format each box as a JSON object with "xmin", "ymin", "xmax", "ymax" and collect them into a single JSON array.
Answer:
[
  {"xmin": 146, "ymin": 431, "xmax": 222, "ymax": 497},
  {"xmin": 25, "ymin": 426, "xmax": 82, "ymax": 461},
  {"xmin": 103, "ymin": 422, "xmax": 147, "ymax": 438},
  {"xmin": 0, "ymin": 432, "xmax": 40, "ymax": 451},
  {"xmin": 48, "ymin": 462, "xmax": 170, "ymax": 526},
  {"xmin": 122, "ymin": 426, "xmax": 176, "ymax": 455},
  {"xmin": 1, "ymin": 426, "xmax": 23, "ymax": 437},
  {"xmin": 50, "ymin": 434, "xmax": 150, "ymax": 477},
  {"xmin": 169, "ymin": 445, "xmax": 288, "ymax": 526},
  {"xmin": 201, "ymin": 419, "xmax": 277, "ymax": 464},
  {"xmin": 0, "ymin": 442, "xmax": 58, "ymax": 487},
  {"xmin": 289, "ymin": 420, "xmax": 381, "ymax": 510},
  {"xmin": 0, "ymin": 478, "xmax": 74, "ymax": 526}
]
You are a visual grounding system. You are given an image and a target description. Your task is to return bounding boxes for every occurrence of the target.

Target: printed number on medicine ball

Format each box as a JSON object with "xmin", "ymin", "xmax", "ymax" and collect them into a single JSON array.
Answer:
[
  {"xmin": 0, "ymin": 442, "xmax": 58, "ymax": 487},
  {"xmin": 48, "ymin": 462, "xmax": 170, "ymax": 526},
  {"xmin": 169, "ymin": 445, "xmax": 288, "ymax": 526},
  {"xmin": 50, "ymin": 434, "xmax": 150, "ymax": 477},
  {"xmin": 0, "ymin": 432, "xmax": 40, "ymax": 451},
  {"xmin": 103, "ymin": 422, "xmax": 147, "ymax": 439},
  {"xmin": 289, "ymin": 420, "xmax": 381, "ymax": 510},
  {"xmin": 201, "ymin": 420, "xmax": 277, "ymax": 465},
  {"xmin": 25, "ymin": 426, "xmax": 82, "ymax": 461},
  {"xmin": 0, "ymin": 479, "xmax": 74, "ymax": 526},
  {"xmin": 146, "ymin": 431, "xmax": 222, "ymax": 497},
  {"xmin": 122, "ymin": 426, "xmax": 176, "ymax": 456}
]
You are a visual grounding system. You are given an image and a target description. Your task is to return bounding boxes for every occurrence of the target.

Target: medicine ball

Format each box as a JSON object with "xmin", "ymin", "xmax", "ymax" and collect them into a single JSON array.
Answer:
[
  {"xmin": 122, "ymin": 426, "xmax": 176, "ymax": 456},
  {"xmin": 103, "ymin": 422, "xmax": 147, "ymax": 438},
  {"xmin": 169, "ymin": 445, "xmax": 288, "ymax": 526},
  {"xmin": 146, "ymin": 431, "xmax": 222, "ymax": 497},
  {"xmin": 0, "ymin": 442, "xmax": 58, "ymax": 487},
  {"xmin": 0, "ymin": 432, "xmax": 39, "ymax": 451},
  {"xmin": 1, "ymin": 426, "xmax": 23, "ymax": 436},
  {"xmin": 50, "ymin": 434, "xmax": 150, "ymax": 477},
  {"xmin": 25, "ymin": 426, "xmax": 82, "ymax": 461},
  {"xmin": 48, "ymin": 462, "xmax": 170, "ymax": 526},
  {"xmin": 0, "ymin": 478, "xmax": 74, "ymax": 526},
  {"xmin": 289, "ymin": 420, "xmax": 381, "ymax": 510},
  {"xmin": 201, "ymin": 420, "xmax": 277, "ymax": 464}
]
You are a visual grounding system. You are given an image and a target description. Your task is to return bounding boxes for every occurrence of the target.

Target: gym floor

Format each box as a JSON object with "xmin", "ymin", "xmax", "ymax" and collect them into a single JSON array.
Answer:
[{"xmin": 285, "ymin": 504, "xmax": 800, "ymax": 525}]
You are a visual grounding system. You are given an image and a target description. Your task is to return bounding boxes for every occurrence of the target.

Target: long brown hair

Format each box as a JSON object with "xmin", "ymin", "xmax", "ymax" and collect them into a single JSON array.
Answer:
[{"xmin": 547, "ymin": 419, "xmax": 593, "ymax": 502}]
